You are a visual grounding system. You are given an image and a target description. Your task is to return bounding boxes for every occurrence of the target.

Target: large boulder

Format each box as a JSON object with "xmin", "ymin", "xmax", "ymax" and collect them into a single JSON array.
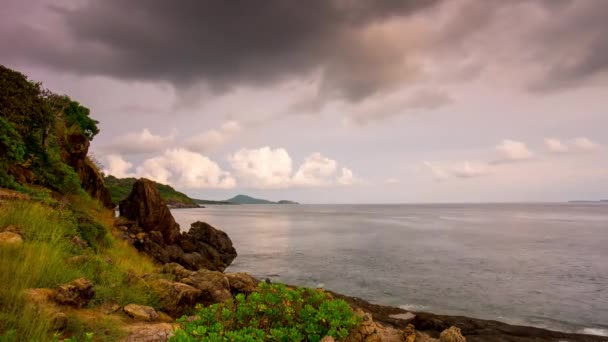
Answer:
[
  {"xmin": 180, "ymin": 221, "xmax": 236, "ymax": 271},
  {"xmin": 119, "ymin": 178, "xmax": 181, "ymax": 244},
  {"xmin": 152, "ymin": 278, "xmax": 203, "ymax": 317},
  {"xmin": 119, "ymin": 178, "xmax": 237, "ymax": 271}
]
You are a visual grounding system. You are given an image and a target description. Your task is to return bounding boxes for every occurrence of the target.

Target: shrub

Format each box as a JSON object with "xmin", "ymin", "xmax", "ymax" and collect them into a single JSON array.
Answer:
[{"xmin": 170, "ymin": 283, "xmax": 360, "ymax": 342}]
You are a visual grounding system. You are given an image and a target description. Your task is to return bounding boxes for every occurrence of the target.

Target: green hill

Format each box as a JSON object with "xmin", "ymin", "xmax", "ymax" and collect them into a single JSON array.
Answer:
[{"xmin": 104, "ymin": 175, "xmax": 199, "ymax": 207}]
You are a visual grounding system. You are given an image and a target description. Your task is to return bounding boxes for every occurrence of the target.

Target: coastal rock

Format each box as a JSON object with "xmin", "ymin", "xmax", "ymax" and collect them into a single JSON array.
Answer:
[
  {"xmin": 124, "ymin": 304, "xmax": 159, "ymax": 321},
  {"xmin": 181, "ymin": 269, "xmax": 233, "ymax": 305},
  {"xmin": 226, "ymin": 272, "xmax": 259, "ymax": 295},
  {"xmin": 119, "ymin": 178, "xmax": 181, "ymax": 244},
  {"xmin": 118, "ymin": 178, "xmax": 236, "ymax": 271},
  {"xmin": 330, "ymin": 291, "xmax": 607, "ymax": 342},
  {"xmin": 0, "ymin": 231, "xmax": 23, "ymax": 246},
  {"xmin": 344, "ymin": 308, "xmax": 382, "ymax": 342},
  {"xmin": 53, "ymin": 278, "xmax": 94, "ymax": 308},
  {"xmin": 158, "ymin": 263, "xmax": 258, "ymax": 311},
  {"xmin": 152, "ymin": 278, "xmax": 203, "ymax": 317},
  {"xmin": 439, "ymin": 326, "xmax": 466, "ymax": 342}
]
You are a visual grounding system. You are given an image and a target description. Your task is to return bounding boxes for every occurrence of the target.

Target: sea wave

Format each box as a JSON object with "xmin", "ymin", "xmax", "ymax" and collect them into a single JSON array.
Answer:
[
  {"xmin": 580, "ymin": 328, "xmax": 608, "ymax": 337},
  {"xmin": 399, "ymin": 304, "xmax": 429, "ymax": 312}
]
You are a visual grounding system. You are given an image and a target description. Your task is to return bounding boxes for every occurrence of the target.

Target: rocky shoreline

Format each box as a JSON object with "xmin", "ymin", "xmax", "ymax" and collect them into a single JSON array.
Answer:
[
  {"xmin": 112, "ymin": 177, "xmax": 606, "ymax": 342},
  {"xmin": 330, "ymin": 291, "xmax": 608, "ymax": 342}
]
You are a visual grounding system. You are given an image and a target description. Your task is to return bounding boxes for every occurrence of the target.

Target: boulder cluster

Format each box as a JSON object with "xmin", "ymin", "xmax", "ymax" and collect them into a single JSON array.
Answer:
[{"xmin": 116, "ymin": 178, "xmax": 237, "ymax": 271}]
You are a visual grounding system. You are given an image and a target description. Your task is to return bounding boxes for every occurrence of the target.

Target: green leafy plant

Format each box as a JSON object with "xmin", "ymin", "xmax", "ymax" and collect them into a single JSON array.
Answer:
[{"xmin": 170, "ymin": 283, "xmax": 360, "ymax": 342}]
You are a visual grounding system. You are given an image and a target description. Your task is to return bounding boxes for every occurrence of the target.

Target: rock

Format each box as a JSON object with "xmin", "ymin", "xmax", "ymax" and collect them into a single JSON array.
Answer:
[
  {"xmin": 119, "ymin": 178, "xmax": 181, "ymax": 243},
  {"xmin": 118, "ymin": 178, "xmax": 237, "ymax": 271},
  {"xmin": 161, "ymin": 263, "xmax": 194, "ymax": 280},
  {"xmin": 152, "ymin": 278, "xmax": 203, "ymax": 317},
  {"xmin": 123, "ymin": 322, "xmax": 174, "ymax": 342},
  {"xmin": 226, "ymin": 272, "xmax": 259, "ymax": 295},
  {"xmin": 320, "ymin": 337, "xmax": 336, "ymax": 342},
  {"xmin": 0, "ymin": 231, "xmax": 23, "ymax": 246},
  {"xmin": 124, "ymin": 304, "xmax": 160, "ymax": 321},
  {"xmin": 62, "ymin": 133, "xmax": 114, "ymax": 209},
  {"xmin": 53, "ymin": 278, "xmax": 94, "ymax": 308},
  {"xmin": 181, "ymin": 269, "xmax": 232, "ymax": 305},
  {"xmin": 403, "ymin": 324, "xmax": 417, "ymax": 342},
  {"xmin": 344, "ymin": 308, "xmax": 382, "ymax": 342},
  {"xmin": 439, "ymin": 327, "xmax": 466, "ymax": 342},
  {"xmin": 181, "ymin": 221, "xmax": 237, "ymax": 271}
]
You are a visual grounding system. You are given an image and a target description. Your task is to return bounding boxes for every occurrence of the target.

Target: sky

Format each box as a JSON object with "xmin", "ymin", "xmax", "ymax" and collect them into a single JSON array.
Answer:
[{"xmin": 1, "ymin": 0, "xmax": 607, "ymax": 203}]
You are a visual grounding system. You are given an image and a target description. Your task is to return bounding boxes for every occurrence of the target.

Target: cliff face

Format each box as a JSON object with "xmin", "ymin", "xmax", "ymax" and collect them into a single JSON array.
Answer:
[
  {"xmin": 118, "ymin": 178, "xmax": 237, "ymax": 271},
  {"xmin": 63, "ymin": 132, "xmax": 114, "ymax": 208}
]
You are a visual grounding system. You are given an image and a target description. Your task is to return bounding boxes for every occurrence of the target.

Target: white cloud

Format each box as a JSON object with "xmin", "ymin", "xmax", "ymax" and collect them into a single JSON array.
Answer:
[
  {"xmin": 495, "ymin": 139, "xmax": 534, "ymax": 163},
  {"xmin": 185, "ymin": 120, "xmax": 241, "ymax": 153},
  {"xmin": 336, "ymin": 168, "xmax": 358, "ymax": 186},
  {"xmin": 229, "ymin": 147, "xmax": 359, "ymax": 188},
  {"xmin": 292, "ymin": 153, "xmax": 338, "ymax": 186},
  {"xmin": 423, "ymin": 161, "xmax": 449, "ymax": 181},
  {"xmin": 544, "ymin": 138, "xmax": 568, "ymax": 153},
  {"xmin": 229, "ymin": 147, "xmax": 293, "ymax": 188},
  {"xmin": 136, "ymin": 149, "xmax": 236, "ymax": 189},
  {"xmin": 450, "ymin": 162, "xmax": 491, "ymax": 178},
  {"xmin": 103, "ymin": 149, "xmax": 235, "ymax": 189},
  {"xmin": 571, "ymin": 137, "xmax": 599, "ymax": 151},
  {"xmin": 103, "ymin": 154, "xmax": 135, "ymax": 178},
  {"xmin": 384, "ymin": 178, "xmax": 400, "ymax": 184},
  {"xmin": 102, "ymin": 128, "xmax": 176, "ymax": 155},
  {"xmin": 424, "ymin": 161, "xmax": 490, "ymax": 181}
]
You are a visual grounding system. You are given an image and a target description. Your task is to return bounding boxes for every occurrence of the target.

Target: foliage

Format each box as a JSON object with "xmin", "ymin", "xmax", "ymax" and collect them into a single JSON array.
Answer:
[
  {"xmin": 104, "ymin": 175, "xmax": 197, "ymax": 206},
  {"xmin": 170, "ymin": 283, "xmax": 360, "ymax": 342},
  {"xmin": 62, "ymin": 99, "xmax": 99, "ymax": 140},
  {"xmin": 0, "ymin": 200, "xmax": 159, "ymax": 341},
  {"xmin": 0, "ymin": 64, "xmax": 99, "ymax": 195}
]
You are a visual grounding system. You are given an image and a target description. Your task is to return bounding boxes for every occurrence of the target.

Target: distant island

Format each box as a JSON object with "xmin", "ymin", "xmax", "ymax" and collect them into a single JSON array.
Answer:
[
  {"xmin": 568, "ymin": 200, "xmax": 608, "ymax": 203},
  {"xmin": 105, "ymin": 176, "xmax": 299, "ymax": 207},
  {"xmin": 224, "ymin": 194, "xmax": 299, "ymax": 205}
]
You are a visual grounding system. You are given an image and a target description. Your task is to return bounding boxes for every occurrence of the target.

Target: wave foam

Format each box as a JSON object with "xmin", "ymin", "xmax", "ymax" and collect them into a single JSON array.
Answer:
[{"xmin": 580, "ymin": 328, "xmax": 608, "ymax": 337}]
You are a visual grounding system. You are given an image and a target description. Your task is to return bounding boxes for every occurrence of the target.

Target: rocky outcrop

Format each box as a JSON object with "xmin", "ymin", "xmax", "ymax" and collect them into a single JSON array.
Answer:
[
  {"xmin": 53, "ymin": 278, "xmax": 94, "ymax": 308},
  {"xmin": 118, "ymin": 178, "xmax": 237, "ymax": 271},
  {"xmin": 152, "ymin": 278, "xmax": 203, "ymax": 317},
  {"xmin": 331, "ymin": 291, "xmax": 608, "ymax": 342},
  {"xmin": 156, "ymin": 263, "xmax": 259, "ymax": 317},
  {"xmin": 62, "ymin": 132, "xmax": 114, "ymax": 208},
  {"xmin": 124, "ymin": 304, "xmax": 159, "ymax": 321}
]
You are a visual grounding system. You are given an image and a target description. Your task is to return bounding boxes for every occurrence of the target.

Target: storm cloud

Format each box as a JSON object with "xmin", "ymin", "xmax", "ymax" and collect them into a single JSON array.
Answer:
[{"xmin": 2, "ymin": 0, "xmax": 440, "ymax": 101}]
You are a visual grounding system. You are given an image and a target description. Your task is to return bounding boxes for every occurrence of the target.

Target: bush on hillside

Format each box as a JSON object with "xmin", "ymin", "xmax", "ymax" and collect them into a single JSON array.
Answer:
[{"xmin": 170, "ymin": 283, "xmax": 360, "ymax": 342}]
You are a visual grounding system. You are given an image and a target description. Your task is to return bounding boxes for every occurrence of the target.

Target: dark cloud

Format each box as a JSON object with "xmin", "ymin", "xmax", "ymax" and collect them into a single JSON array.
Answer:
[
  {"xmin": 431, "ymin": 0, "xmax": 608, "ymax": 92},
  {"xmin": 1, "ymin": 0, "xmax": 440, "ymax": 101}
]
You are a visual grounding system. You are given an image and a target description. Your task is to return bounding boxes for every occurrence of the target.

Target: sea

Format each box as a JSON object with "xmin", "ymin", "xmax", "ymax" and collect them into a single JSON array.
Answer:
[{"xmin": 171, "ymin": 203, "xmax": 608, "ymax": 336}]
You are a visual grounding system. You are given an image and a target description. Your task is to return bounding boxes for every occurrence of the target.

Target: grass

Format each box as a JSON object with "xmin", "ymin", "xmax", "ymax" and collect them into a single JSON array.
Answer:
[{"xmin": 0, "ymin": 198, "xmax": 160, "ymax": 341}]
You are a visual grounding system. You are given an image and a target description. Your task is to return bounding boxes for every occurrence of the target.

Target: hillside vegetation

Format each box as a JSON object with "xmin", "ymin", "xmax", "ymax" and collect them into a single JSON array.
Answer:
[
  {"xmin": 104, "ymin": 175, "xmax": 197, "ymax": 207},
  {"xmin": 0, "ymin": 65, "xmax": 160, "ymax": 341}
]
